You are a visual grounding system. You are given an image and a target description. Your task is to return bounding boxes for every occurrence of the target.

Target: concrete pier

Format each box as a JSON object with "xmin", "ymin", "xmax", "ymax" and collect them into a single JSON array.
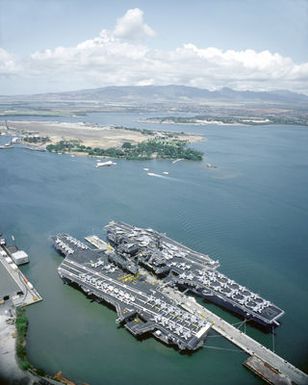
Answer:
[
  {"xmin": 162, "ymin": 286, "xmax": 308, "ymax": 385},
  {"xmin": 244, "ymin": 355, "xmax": 293, "ymax": 385},
  {"xmin": 0, "ymin": 245, "xmax": 42, "ymax": 307}
]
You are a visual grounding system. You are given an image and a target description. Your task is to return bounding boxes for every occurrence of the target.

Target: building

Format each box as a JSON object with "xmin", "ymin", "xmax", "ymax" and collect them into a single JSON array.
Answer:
[{"xmin": 11, "ymin": 250, "xmax": 29, "ymax": 265}]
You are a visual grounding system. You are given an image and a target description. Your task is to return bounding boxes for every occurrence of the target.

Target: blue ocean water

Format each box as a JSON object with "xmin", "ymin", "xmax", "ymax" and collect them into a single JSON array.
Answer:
[{"xmin": 0, "ymin": 113, "xmax": 307, "ymax": 385}]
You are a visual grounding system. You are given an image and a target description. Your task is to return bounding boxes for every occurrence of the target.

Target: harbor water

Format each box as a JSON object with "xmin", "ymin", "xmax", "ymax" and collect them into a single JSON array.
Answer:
[{"xmin": 0, "ymin": 113, "xmax": 307, "ymax": 385}]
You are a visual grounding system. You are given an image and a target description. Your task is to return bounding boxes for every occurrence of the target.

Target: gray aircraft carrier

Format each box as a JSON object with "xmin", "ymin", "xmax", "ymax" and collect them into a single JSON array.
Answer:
[
  {"xmin": 105, "ymin": 221, "xmax": 284, "ymax": 328},
  {"xmin": 53, "ymin": 233, "xmax": 211, "ymax": 351}
]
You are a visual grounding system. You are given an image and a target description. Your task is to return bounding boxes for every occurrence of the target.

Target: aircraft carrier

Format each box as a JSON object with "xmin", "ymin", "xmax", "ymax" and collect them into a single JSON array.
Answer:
[
  {"xmin": 105, "ymin": 221, "xmax": 284, "ymax": 328},
  {"xmin": 53, "ymin": 233, "xmax": 211, "ymax": 352}
]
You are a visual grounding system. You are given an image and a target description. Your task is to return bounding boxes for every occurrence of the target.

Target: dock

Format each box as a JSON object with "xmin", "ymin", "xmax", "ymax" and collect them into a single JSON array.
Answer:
[
  {"xmin": 0, "ymin": 245, "xmax": 42, "ymax": 307},
  {"xmin": 161, "ymin": 285, "xmax": 308, "ymax": 385},
  {"xmin": 244, "ymin": 355, "xmax": 293, "ymax": 385}
]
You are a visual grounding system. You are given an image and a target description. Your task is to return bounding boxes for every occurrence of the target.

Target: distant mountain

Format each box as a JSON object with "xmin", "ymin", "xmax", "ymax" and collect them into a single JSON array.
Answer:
[{"xmin": 2, "ymin": 85, "xmax": 308, "ymax": 105}]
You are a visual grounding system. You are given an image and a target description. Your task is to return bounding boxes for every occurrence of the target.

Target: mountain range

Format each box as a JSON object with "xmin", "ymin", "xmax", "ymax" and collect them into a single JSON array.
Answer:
[{"xmin": 2, "ymin": 85, "xmax": 308, "ymax": 105}]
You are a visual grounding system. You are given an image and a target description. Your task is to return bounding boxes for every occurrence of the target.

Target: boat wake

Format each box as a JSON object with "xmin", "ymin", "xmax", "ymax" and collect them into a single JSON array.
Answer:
[
  {"xmin": 146, "ymin": 172, "xmax": 185, "ymax": 183},
  {"xmin": 147, "ymin": 172, "xmax": 167, "ymax": 178}
]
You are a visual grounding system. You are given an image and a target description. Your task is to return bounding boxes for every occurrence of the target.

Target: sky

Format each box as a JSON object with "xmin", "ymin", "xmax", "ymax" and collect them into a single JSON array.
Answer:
[{"xmin": 0, "ymin": 0, "xmax": 308, "ymax": 95}]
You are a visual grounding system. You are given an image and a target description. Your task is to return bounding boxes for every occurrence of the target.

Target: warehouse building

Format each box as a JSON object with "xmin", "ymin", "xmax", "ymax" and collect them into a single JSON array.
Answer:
[{"xmin": 11, "ymin": 250, "xmax": 29, "ymax": 265}]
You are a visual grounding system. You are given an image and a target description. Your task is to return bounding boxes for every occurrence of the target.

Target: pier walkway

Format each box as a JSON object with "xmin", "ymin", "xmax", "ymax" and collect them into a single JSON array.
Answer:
[
  {"xmin": 162, "ymin": 286, "xmax": 308, "ymax": 385},
  {"xmin": 0, "ymin": 246, "xmax": 42, "ymax": 307}
]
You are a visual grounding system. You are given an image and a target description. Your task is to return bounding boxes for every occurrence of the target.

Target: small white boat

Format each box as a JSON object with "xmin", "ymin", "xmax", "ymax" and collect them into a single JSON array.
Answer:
[
  {"xmin": 144, "ymin": 168, "xmax": 149, "ymax": 171},
  {"xmin": 172, "ymin": 159, "xmax": 183, "ymax": 164},
  {"xmin": 162, "ymin": 171, "xmax": 169, "ymax": 175},
  {"xmin": 96, "ymin": 160, "xmax": 116, "ymax": 168},
  {"xmin": 206, "ymin": 163, "xmax": 217, "ymax": 169}
]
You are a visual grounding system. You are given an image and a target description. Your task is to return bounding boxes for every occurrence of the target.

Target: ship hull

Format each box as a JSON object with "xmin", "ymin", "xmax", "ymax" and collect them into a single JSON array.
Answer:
[{"xmin": 200, "ymin": 292, "xmax": 278, "ymax": 329}]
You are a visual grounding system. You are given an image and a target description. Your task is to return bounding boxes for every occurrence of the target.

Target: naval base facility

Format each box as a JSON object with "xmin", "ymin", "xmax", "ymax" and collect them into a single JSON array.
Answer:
[
  {"xmin": 53, "ymin": 222, "xmax": 308, "ymax": 385},
  {"xmin": 53, "ymin": 221, "xmax": 284, "ymax": 349}
]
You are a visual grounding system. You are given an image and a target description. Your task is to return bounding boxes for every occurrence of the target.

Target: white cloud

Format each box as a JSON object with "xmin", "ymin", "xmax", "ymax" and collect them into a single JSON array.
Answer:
[
  {"xmin": 0, "ymin": 48, "xmax": 19, "ymax": 76},
  {"xmin": 3, "ymin": 8, "xmax": 308, "ymax": 94},
  {"xmin": 113, "ymin": 8, "xmax": 156, "ymax": 40}
]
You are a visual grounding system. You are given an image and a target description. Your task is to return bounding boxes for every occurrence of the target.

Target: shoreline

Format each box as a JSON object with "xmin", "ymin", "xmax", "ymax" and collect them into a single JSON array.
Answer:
[
  {"xmin": 140, "ymin": 118, "xmax": 246, "ymax": 126},
  {"xmin": 0, "ymin": 306, "xmax": 35, "ymax": 385},
  {"xmin": 0, "ymin": 305, "xmax": 76, "ymax": 385},
  {"xmin": 0, "ymin": 141, "xmax": 205, "ymax": 161},
  {"xmin": 143, "ymin": 116, "xmax": 308, "ymax": 127}
]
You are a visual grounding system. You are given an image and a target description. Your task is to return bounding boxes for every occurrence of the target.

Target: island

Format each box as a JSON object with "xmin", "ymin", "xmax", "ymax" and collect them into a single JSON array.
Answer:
[
  {"xmin": 46, "ymin": 139, "xmax": 203, "ymax": 160},
  {"xmin": 0, "ymin": 120, "xmax": 204, "ymax": 161}
]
